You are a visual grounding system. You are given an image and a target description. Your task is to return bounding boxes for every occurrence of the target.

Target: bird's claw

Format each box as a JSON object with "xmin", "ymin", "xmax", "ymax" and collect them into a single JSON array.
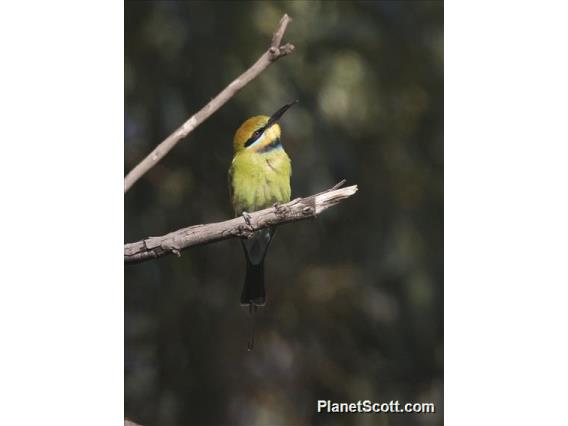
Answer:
[
  {"xmin": 242, "ymin": 211, "xmax": 252, "ymax": 225},
  {"xmin": 241, "ymin": 211, "xmax": 254, "ymax": 233}
]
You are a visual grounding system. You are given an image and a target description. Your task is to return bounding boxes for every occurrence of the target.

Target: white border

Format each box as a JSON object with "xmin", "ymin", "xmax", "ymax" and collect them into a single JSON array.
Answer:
[
  {"xmin": 446, "ymin": 2, "xmax": 568, "ymax": 425},
  {"xmin": 0, "ymin": 2, "xmax": 123, "ymax": 424}
]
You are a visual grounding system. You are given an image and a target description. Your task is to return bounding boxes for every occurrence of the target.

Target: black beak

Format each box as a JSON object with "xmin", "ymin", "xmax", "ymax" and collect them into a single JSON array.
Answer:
[{"xmin": 267, "ymin": 100, "xmax": 298, "ymax": 128}]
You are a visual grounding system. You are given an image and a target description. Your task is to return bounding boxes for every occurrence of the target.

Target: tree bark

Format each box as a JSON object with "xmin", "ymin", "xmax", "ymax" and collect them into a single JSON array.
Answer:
[{"xmin": 125, "ymin": 181, "xmax": 358, "ymax": 264}]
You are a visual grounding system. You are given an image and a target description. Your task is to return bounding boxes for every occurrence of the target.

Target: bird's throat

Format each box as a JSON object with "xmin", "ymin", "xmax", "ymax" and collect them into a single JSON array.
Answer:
[{"xmin": 256, "ymin": 137, "xmax": 282, "ymax": 153}]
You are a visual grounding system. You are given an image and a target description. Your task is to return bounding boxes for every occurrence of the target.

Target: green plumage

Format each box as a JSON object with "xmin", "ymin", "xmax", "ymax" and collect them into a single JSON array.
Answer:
[
  {"xmin": 229, "ymin": 148, "xmax": 291, "ymax": 216},
  {"xmin": 229, "ymin": 106, "xmax": 295, "ymax": 312},
  {"xmin": 229, "ymin": 147, "xmax": 291, "ymax": 306}
]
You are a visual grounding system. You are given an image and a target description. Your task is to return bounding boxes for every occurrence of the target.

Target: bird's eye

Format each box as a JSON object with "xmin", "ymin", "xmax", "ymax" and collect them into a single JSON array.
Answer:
[{"xmin": 244, "ymin": 128, "xmax": 265, "ymax": 148}]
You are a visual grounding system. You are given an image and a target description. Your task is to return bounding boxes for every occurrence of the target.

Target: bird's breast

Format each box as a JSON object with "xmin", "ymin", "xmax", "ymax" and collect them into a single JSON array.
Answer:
[{"xmin": 230, "ymin": 149, "xmax": 292, "ymax": 215}]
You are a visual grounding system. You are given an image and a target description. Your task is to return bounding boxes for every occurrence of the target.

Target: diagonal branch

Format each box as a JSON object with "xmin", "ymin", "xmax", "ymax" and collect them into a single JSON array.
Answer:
[
  {"xmin": 124, "ymin": 14, "xmax": 295, "ymax": 192},
  {"xmin": 125, "ymin": 182, "xmax": 358, "ymax": 264}
]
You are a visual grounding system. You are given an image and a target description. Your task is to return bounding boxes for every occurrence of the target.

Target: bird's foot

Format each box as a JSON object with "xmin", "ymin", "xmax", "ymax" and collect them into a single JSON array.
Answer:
[
  {"xmin": 238, "ymin": 211, "xmax": 254, "ymax": 237},
  {"xmin": 242, "ymin": 211, "xmax": 253, "ymax": 226}
]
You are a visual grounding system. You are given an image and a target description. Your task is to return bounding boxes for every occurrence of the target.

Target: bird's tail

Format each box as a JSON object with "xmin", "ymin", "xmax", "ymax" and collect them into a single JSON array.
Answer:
[
  {"xmin": 240, "ymin": 259, "xmax": 266, "ymax": 306},
  {"xmin": 240, "ymin": 228, "xmax": 274, "ymax": 307},
  {"xmin": 239, "ymin": 229, "xmax": 273, "ymax": 350}
]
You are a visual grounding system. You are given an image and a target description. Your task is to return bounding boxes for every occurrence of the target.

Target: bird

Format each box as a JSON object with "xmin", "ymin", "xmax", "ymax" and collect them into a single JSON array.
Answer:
[{"xmin": 228, "ymin": 101, "xmax": 297, "ymax": 347}]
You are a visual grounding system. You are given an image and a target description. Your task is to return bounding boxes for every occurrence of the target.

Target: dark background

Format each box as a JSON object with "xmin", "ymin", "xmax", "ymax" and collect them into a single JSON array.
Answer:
[{"xmin": 125, "ymin": 1, "xmax": 443, "ymax": 425}]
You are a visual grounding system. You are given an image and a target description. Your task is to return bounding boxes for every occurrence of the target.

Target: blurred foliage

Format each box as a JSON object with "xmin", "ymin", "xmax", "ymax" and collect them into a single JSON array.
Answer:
[{"xmin": 125, "ymin": 1, "xmax": 443, "ymax": 425}]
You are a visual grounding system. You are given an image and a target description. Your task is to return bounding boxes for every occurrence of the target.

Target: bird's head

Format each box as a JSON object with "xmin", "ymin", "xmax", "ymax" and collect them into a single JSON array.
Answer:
[{"xmin": 233, "ymin": 101, "xmax": 298, "ymax": 153}]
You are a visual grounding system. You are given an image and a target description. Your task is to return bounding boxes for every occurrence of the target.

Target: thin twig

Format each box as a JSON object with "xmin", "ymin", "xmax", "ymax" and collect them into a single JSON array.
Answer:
[
  {"xmin": 124, "ymin": 182, "xmax": 358, "ymax": 264},
  {"xmin": 124, "ymin": 14, "xmax": 295, "ymax": 192}
]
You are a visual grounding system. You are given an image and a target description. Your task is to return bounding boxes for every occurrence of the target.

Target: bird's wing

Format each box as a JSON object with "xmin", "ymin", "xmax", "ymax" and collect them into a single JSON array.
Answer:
[{"xmin": 228, "ymin": 158, "xmax": 237, "ymax": 216}]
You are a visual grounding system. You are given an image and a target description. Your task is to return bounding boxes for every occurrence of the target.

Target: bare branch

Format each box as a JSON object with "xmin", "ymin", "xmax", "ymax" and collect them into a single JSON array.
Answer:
[
  {"xmin": 124, "ymin": 14, "xmax": 295, "ymax": 193},
  {"xmin": 125, "ymin": 182, "xmax": 358, "ymax": 264},
  {"xmin": 270, "ymin": 14, "xmax": 292, "ymax": 50}
]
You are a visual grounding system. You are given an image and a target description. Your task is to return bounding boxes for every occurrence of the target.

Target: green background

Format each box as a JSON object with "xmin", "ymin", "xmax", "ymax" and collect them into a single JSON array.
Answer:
[{"xmin": 125, "ymin": 1, "xmax": 443, "ymax": 425}]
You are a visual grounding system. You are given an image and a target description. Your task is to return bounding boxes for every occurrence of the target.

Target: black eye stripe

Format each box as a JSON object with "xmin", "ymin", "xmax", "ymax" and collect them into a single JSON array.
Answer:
[{"xmin": 244, "ymin": 126, "xmax": 266, "ymax": 148}]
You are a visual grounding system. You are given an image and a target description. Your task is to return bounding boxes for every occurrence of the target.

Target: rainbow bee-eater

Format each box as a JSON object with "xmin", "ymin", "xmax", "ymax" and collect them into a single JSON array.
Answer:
[{"xmin": 228, "ymin": 101, "xmax": 296, "ymax": 320}]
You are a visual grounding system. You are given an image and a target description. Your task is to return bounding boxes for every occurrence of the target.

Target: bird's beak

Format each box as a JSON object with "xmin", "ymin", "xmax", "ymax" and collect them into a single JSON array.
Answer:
[{"xmin": 267, "ymin": 100, "xmax": 298, "ymax": 128}]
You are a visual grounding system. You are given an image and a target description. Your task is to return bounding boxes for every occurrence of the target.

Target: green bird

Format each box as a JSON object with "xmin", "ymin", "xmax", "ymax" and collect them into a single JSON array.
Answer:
[{"xmin": 228, "ymin": 101, "xmax": 296, "ymax": 315}]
